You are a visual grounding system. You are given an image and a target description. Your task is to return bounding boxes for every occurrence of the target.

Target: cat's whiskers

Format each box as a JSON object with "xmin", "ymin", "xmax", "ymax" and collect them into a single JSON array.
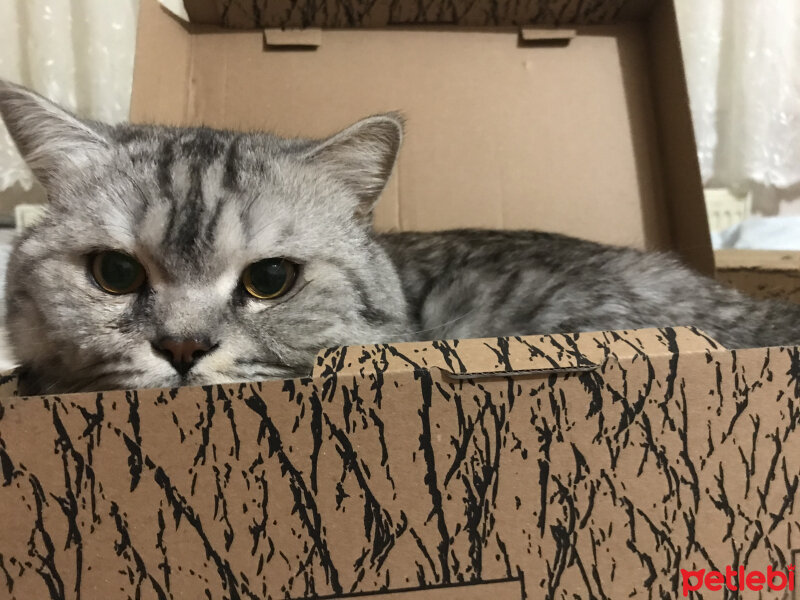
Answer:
[{"xmin": 80, "ymin": 369, "xmax": 147, "ymax": 392}]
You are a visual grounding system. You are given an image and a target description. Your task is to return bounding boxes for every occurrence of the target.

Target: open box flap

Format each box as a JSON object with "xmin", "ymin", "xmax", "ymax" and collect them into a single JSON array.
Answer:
[
  {"xmin": 132, "ymin": 0, "xmax": 712, "ymax": 274},
  {"xmin": 161, "ymin": 0, "xmax": 664, "ymax": 29},
  {"xmin": 311, "ymin": 326, "xmax": 725, "ymax": 379},
  {"xmin": 168, "ymin": 0, "xmax": 657, "ymax": 28}
]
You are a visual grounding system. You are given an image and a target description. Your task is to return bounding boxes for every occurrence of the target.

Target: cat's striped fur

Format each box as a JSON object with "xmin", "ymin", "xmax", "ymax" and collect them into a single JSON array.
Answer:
[
  {"xmin": 1, "ymin": 79, "xmax": 799, "ymax": 394},
  {"xmin": 381, "ymin": 229, "xmax": 800, "ymax": 347}
]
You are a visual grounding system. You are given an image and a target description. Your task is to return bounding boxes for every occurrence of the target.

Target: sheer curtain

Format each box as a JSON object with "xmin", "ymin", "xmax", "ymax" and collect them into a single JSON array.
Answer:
[
  {"xmin": 677, "ymin": 0, "xmax": 800, "ymax": 213},
  {"xmin": 0, "ymin": 0, "xmax": 139, "ymax": 194},
  {"xmin": 1, "ymin": 1, "xmax": 799, "ymax": 212}
]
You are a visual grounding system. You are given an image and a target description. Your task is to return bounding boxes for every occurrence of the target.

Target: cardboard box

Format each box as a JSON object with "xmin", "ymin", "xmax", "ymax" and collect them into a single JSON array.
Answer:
[
  {"xmin": 2, "ymin": 327, "xmax": 800, "ymax": 599},
  {"xmin": 2, "ymin": 1, "xmax": 799, "ymax": 599}
]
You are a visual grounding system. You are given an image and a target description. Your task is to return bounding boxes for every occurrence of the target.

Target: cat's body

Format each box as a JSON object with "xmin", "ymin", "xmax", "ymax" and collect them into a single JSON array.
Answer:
[
  {"xmin": 379, "ymin": 229, "xmax": 800, "ymax": 348},
  {"xmin": 1, "ymin": 79, "xmax": 798, "ymax": 395}
]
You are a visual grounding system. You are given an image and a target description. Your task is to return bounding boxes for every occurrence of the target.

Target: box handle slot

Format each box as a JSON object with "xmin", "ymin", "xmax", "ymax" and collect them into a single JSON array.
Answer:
[
  {"xmin": 441, "ymin": 362, "xmax": 599, "ymax": 380},
  {"xmin": 288, "ymin": 578, "xmax": 524, "ymax": 599},
  {"xmin": 264, "ymin": 28, "xmax": 321, "ymax": 49},
  {"xmin": 519, "ymin": 27, "xmax": 576, "ymax": 46}
]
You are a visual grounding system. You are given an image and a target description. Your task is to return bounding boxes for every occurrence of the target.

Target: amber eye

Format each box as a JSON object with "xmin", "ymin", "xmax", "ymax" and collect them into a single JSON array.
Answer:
[
  {"xmin": 242, "ymin": 258, "xmax": 297, "ymax": 300},
  {"xmin": 91, "ymin": 251, "xmax": 146, "ymax": 295}
]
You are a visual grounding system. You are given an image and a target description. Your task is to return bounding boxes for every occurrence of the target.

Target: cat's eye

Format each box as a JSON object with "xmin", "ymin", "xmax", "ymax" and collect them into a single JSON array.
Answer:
[
  {"xmin": 242, "ymin": 258, "xmax": 297, "ymax": 300},
  {"xmin": 91, "ymin": 251, "xmax": 146, "ymax": 295}
]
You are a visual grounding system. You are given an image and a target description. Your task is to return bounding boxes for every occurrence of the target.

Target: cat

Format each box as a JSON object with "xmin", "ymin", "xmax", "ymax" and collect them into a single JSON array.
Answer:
[{"xmin": 1, "ymin": 79, "xmax": 799, "ymax": 395}]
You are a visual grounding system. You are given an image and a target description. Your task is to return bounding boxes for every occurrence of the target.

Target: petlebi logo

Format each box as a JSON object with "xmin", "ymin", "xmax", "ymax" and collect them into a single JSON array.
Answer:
[{"xmin": 681, "ymin": 565, "xmax": 796, "ymax": 596}]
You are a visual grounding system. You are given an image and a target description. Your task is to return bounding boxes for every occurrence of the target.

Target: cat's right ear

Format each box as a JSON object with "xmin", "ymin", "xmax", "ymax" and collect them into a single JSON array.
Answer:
[
  {"xmin": 0, "ymin": 80, "xmax": 110, "ymax": 191},
  {"xmin": 301, "ymin": 112, "xmax": 404, "ymax": 224}
]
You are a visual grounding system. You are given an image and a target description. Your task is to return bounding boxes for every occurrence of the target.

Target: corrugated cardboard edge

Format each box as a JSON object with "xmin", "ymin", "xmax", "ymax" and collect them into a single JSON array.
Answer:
[
  {"xmin": 716, "ymin": 249, "xmax": 800, "ymax": 272},
  {"xmin": 0, "ymin": 327, "xmax": 725, "ymax": 400},
  {"xmin": 716, "ymin": 249, "xmax": 800, "ymax": 303},
  {"xmin": 311, "ymin": 326, "xmax": 725, "ymax": 379},
  {"xmin": 646, "ymin": 1, "xmax": 714, "ymax": 275}
]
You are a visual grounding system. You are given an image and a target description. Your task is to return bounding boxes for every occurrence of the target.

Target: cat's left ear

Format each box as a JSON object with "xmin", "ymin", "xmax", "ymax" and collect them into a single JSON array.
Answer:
[
  {"xmin": 302, "ymin": 113, "xmax": 404, "ymax": 221},
  {"xmin": 0, "ymin": 79, "xmax": 110, "ymax": 191}
]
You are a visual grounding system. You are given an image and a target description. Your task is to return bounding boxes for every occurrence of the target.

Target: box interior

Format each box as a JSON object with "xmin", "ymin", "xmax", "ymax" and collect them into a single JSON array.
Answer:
[{"xmin": 131, "ymin": 0, "xmax": 712, "ymax": 274}]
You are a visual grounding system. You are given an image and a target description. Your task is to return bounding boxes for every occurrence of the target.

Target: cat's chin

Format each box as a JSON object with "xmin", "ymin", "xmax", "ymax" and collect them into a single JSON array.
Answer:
[
  {"xmin": 182, "ymin": 367, "xmax": 308, "ymax": 388},
  {"xmin": 141, "ymin": 366, "xmax": 308, "ymax": 392}
]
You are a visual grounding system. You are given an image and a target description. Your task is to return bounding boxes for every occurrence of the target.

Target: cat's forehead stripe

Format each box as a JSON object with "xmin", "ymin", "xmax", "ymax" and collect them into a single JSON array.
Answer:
[
  {"xmin": 222, "ymin": 135, "xmax": 242, "ymax": 192},
  {"xmin": 169, "ymin": 162, "xmax": 205, "ymax": 258},
  {"xmin": 130, "ymin": 130, "xmax": 233, "ymax": 268},
  {"xmin": 156, "ymin": 137, "xmax": 176, "ymax": 201},
  {"xmin": 204, "ymin": 197, "xmax": 227, "ymax": 249}
]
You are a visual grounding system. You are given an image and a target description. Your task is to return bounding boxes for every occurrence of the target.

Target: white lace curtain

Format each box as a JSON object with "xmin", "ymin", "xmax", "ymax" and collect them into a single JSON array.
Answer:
[
  {"xmin": 677, "ymin": 0, "xmax": 800, "ymax": 199},
  {"xmin": 0, "ymin": 0, "xmax": 139, "ymax": 192},
  {"xmin": 1, "ymin": 0, "xmax": 799, "ymax": 206}
]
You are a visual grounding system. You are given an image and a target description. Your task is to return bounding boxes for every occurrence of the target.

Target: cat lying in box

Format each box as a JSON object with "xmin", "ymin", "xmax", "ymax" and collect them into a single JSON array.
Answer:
[{"xmin": 0, "ymin": 80, "xmax": 798, "ymax": 395}]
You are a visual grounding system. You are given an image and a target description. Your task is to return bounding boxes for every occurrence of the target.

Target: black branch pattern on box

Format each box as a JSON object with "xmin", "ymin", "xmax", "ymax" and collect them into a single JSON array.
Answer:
[
  {"xmin": 191, "ymin": 0, "xmax": 636, "ymax": 28},
  {"xmin": 0, "ymin": 327, "xmax": 799, "ymax": 599}
]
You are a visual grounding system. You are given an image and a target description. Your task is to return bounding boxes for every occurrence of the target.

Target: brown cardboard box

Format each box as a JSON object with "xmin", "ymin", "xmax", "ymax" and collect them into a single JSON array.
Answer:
[
  {"xmin": 2, "ymin": 1, "xmax": 799, "ymax": 599},
  {"xmin": 2, "ymin": 327, "xmax": 800, "ymax": 599}
]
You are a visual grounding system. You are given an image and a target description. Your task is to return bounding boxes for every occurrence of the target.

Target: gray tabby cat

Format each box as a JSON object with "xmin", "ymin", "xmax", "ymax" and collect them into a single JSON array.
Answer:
[{"xmin": 1, "ymin": 80, "xmax": 799, "ymax": 395}]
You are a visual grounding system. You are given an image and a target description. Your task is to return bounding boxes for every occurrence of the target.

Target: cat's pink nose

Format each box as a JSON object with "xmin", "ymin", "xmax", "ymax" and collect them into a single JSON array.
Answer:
[{"xmin": 152, "ymin": 338, "xmax": 214, "ymax": 376}]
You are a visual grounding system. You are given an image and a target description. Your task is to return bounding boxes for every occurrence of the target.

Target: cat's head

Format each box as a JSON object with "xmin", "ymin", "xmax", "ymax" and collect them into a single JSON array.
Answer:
[{"xmin": 0, "ymin": 80, "xmax": 409, "ymax": 394}]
